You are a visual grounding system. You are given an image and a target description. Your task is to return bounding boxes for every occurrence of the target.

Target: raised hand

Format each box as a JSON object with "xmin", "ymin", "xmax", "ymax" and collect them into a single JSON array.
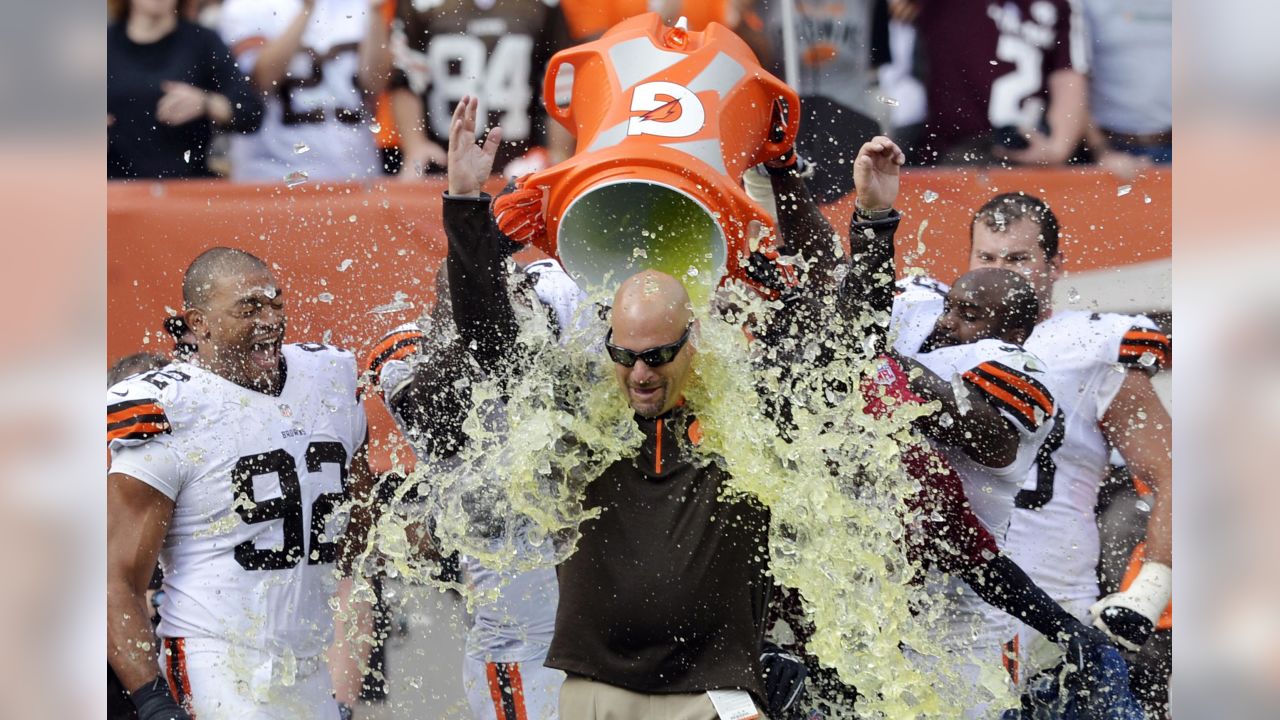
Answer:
[
  {"xmin": 446, "ymin": 95, "xmax": 503, "ymax": 197},
  {"xmin": 852, "ymin": 135, "xmax": 905, "ymax": 211}
]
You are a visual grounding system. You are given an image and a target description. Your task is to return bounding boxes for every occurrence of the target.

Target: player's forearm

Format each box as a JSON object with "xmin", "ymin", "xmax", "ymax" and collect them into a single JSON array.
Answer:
[
  {"xmin": 444, "ymin": 195, "xmax": 521, "ymax": 365},
  {"xmin": 772, "ymin": 170, "xmax": 842, "ymax": 290},
  {"xmin": 1140, "ymin": 466, "xmax": 1172, "ymax": 566},
  {"xmin": 962, "ymin": 554, "xmax": 1078, "ymax": 642},
  {"xmin": 897, "ymin": 355, "xmax": 1017, "ymax": 466},
  {"xmin": 841, "ymin": 210, "xmax": 901, "ymax": 337},
  {"xmin": 328, "ymin": 577, "xmax": 377, "ymax": 706},
  {"xmin": 249, "ymin": 8, "xmax": 312, "ymax": 93},
  {"xmin": 107, "ymin": 581, "xmax": 163, "ymax": 690},
  {"xmin": 357, "ymin": 8, "xmax": 392, "ymax": 96},
  {"xmin": 1043, "ymin": 70, "xmax": 1087, "ymax": 162}
]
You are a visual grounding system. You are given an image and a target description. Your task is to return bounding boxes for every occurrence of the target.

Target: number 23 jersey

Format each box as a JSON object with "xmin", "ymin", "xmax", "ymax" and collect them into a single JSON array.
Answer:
[
  {"xmin": 220, "ymin": 0, "xmax": 385, "ymax": 181},
  {"xmin": 107, "ymin": 343, "xmax": 367, "ymax": 659}
]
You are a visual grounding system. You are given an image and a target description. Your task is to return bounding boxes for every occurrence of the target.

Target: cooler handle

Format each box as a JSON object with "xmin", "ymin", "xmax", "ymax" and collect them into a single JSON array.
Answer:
[
  {"xmin": 760, "ymin": 82, "xmax": 802, "ymax": 159},
  {"xmin": 543, "ymin": 46, "xmax": 594, "ymax": 131}
]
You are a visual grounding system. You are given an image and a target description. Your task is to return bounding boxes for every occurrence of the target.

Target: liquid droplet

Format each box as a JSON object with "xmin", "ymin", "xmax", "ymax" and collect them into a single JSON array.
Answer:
[
  {"xmin": 1134, "ymin": 498, "xmax": 1152, "ymax": 513},
  {"xmin": 1143, "ymin": 194, "xmax": 1152, "ymax": 204},
  {"xmin": 686, "ymin": 266, "xmax": 699, "ymax": 277},
  {"xmin": 317, "ymin": 292, "xmax": 334, "ymax": 304},
  {"xmin": 1067, "ymin": 287, "xmax": 1080, "ymax": 302},
  {"xmin": 348, "ymin": 214, "xmax": 358, "ymax": 223},
  {"xmin": 182, "ymin": 150, "xmax": 191, "ymax": 163},
  {"xmin": 284, "ymin": 170, "xmax": 309, "ymax": 188},
  {"xmin": 922, "ymin": 190, "xmax": 939, "ymax": 204},
  {"xmin": 1117, "ymin": 184, "xmax": 1133, "ymax": 197},
  {"xmin": 294, "ymin": 142, "xmax": 310, "ymax": 154},
  {"xmin": 1138, "ymin": 351, "xmax": 1157, "ymax": 367},
  {"xmin": 337, "ymin": 259, "xmax": 353, "ymax": 272},
  {"xmin": 876, "ymin": 95, "xmax": 900, "ymax": 107},
  {"xmin": 369, "ymin": 122, "xmax": 382, "ymax": 134}
]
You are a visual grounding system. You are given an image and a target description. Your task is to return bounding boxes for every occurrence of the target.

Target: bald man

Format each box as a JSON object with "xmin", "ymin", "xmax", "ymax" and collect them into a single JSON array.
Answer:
[
  {"xmin": 107, "ymin": 248, "xmax": 376, "ymax": 720},
  {"xmin": 381, "ymin": 100, "xmax": 788, "ymax": 718}
]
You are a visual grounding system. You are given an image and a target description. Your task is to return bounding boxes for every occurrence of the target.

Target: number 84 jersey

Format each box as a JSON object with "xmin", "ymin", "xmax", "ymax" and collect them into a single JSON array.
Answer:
[{"xmin": 107, "ymin": 343, "xmax": 367, "ymax": 659}]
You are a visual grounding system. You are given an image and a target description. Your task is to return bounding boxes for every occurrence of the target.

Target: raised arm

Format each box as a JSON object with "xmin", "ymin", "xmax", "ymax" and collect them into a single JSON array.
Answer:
[
  {"xmin": 442, "ymin": 95, "xmax": 516, "ymax": 368},
  {"xmin": 840, "ymin": 136, "xmax": 905, "ymax": 329}
]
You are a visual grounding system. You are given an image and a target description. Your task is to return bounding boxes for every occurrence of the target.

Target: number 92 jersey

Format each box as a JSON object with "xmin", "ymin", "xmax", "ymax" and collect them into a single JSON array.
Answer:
[{"xmin": 107, "ymin": 344, "xmax": 367, "ymax": 660}]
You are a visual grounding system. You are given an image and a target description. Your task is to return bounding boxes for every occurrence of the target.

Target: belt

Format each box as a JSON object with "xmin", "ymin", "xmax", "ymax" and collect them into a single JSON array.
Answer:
[{"xmin": 1103, "ymin": 128, "xmax": 1172, "ymax": 148}]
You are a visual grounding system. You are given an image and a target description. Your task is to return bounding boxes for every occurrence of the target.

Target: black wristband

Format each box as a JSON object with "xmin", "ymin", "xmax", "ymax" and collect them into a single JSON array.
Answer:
[
  {"xmin": 854, "ymin": 204, "xmax": 895, "ymax": 222},
  {"xmin": 130, "ymin": 675, "xmax": 189, "ymax": 720}
]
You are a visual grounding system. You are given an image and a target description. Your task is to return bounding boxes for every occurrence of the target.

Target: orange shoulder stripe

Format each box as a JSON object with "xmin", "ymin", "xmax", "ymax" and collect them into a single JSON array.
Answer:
[
  {"xmin": 979, "ymin": 362, "xmax": 1053, "ymax": 413},
  {"xmin": 963, "ymin": 371, "xmax": 1038, "ymax": 427},
  {"xmin": 107, "ymin": 421, "xmax": 170, "ymax": 443},
  {"xmin": 107, "ymin": 403, "xmax": 165, "ymax": 425}
]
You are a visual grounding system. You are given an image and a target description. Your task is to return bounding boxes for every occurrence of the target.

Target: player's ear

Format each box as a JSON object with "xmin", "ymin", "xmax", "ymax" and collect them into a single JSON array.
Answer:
[
  {"xmin": 184, "ymin": 307, "xmax": 209, "ymax": 339},
  {"xmin": 1047, "ymin": 251, "xmax": 1064, "ymax": 282}
]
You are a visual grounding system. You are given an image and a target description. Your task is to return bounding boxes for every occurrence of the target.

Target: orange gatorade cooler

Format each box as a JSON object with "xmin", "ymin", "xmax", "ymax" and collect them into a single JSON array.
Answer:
[{"xmin": 525, "ymin": 12, "xmax": 799, "ymax": 303}]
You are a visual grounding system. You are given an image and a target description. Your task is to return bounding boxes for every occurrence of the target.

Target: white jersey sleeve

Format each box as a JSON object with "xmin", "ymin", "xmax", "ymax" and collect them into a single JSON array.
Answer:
[
  {"xmin": 1095, "ymin": 313, "xmax": 1170, "ymax": 420},
  {"xmin": 526, "ymin": 258, "xmax": 588, "ymax": 340},
  {"xmin": 916, "ymin": 339, "xmax": 1057, "ymax": 480},
  {"xmin": 365, "ymin": 323, "xmax": 428, "ymax": 408},
  {"xmin": 108, "ymin": 366, "xmax": 197, "ymax": 500},
  {"xmin": 890, "ymin": 275, "xmax": 948, "ymax": 356}
]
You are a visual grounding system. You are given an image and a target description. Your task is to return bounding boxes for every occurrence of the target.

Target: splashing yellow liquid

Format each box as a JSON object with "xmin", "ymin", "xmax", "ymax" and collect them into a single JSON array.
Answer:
[{"xmin": 342, "ymin": 266, "xmax": 1013, "ymax": 718}]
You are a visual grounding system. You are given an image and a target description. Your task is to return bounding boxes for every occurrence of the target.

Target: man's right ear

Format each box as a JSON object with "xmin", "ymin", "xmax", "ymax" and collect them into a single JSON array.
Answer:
[{"xmin": 183, "ymin": 308, "xmax": 206, "ymax": 338}]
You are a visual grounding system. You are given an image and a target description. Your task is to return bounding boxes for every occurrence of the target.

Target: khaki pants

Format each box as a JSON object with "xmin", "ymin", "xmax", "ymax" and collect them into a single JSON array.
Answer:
[{"xmin": 559, "ymin": 676, "xmax": 767, "ymax": 720}]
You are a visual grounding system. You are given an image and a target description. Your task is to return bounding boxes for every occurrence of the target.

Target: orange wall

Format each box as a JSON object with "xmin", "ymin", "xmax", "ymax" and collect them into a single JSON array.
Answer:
[{"xmin": 107, "ymin": 168, "xmax": 1169, "ymax": 470}]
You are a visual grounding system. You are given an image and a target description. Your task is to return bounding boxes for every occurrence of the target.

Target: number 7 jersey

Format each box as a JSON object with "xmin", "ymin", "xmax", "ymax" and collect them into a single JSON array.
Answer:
[{"xmin": 107, "ymin": 344, "xmax": 367, "ymax": 659}]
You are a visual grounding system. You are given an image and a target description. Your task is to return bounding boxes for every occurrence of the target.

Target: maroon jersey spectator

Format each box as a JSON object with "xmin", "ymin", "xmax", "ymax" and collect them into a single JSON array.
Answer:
[{"xmin": 910, "ymin": 0, "xmax": 1088, "ymax": 165}]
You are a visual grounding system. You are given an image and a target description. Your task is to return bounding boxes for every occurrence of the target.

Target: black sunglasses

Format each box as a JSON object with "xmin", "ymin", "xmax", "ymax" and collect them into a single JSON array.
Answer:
[{"xmin": 605, "ymin": 325, "xmax": 692, "ymax": 368}]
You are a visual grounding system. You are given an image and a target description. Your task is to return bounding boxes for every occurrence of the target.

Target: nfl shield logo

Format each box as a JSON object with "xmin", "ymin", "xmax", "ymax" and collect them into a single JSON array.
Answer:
[{"xmin": 279, "ymin": 403, "xmax": 293, "ymax": 418}]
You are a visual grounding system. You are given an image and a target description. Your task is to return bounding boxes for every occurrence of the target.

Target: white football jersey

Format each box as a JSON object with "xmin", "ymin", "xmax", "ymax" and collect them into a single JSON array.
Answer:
[
  {"xmin": 890, "ymin": 274, "xmax": 948, "ymax": 356},
  {"xmin": 220, "ymin": 0, "xmax": 382, "ymax": 182},
  {"xmin": 108, "ymin": 344, "xmax": 367, "ymax": 659},
  {"xmin": 1005, "ymin": 310, "xmax": 1170, "ymax": 604},
  {"xmin": 912, "ymin": 338, "xmax": 1057, "ymax": 651}
]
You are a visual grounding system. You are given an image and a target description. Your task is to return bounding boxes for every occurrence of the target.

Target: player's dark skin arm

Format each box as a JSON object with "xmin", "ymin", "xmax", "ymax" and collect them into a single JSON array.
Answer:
[
  {"xmin": 330, "ymin": 441, "xmax": 379, "ymax": 707},
  {"xmin": 892, "ymin": 354, "xmax": 1020, "ymax": 468},
  {"xmin": 107, "ymin": 473, "xmax": 175, "ymax": 691}
]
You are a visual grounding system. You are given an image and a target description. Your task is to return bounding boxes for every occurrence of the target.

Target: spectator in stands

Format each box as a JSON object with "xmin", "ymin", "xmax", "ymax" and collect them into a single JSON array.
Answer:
[
  {"xmin": 1079, "ymin": 0, "xmax": 1171, "ymax": 177},
  {"xmin": 107, "ymin": 0, "xmax": 263, "ymax": 180},
  {"xmin": 388, "ymin": 0, "xmax": 573, "ymax": 181},
  {"xmin": 753, "ymin": 0, "xmax": 890, "ymax": 121},
  {"xmin": 219, "ymin": 0, "xmax": 393, "ymax": 183},
  {"xmin": 752, "ymin": 0, "xmax": 890, "ymax": 202},
  {"xmin": 895, "ymin": 0, "xmax": 1089, "ymax": 167}
]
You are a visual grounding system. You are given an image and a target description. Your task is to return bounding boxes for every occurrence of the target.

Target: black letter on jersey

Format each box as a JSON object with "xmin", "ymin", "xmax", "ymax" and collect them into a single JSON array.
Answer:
[
  {"xmin": 232, "ymin": 449, "xmax": 306, "ymax": 571},
  {"xmin": 305, "ymin": 441, "xmax": 348, "ymax": 565},
  {"xmin": 1015, "ymin": 410, "xmax": 1065, "ymax": 510}
]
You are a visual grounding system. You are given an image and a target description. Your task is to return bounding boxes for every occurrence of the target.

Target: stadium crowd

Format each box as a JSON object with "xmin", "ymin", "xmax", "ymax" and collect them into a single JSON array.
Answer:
[
  {"xmin": 107, "ymin": 0, "xmax": 1171, "ymax": 182},
  {"xmin": 107, "ymin": 2, "xmax": 1173, "ymax": 720}
]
